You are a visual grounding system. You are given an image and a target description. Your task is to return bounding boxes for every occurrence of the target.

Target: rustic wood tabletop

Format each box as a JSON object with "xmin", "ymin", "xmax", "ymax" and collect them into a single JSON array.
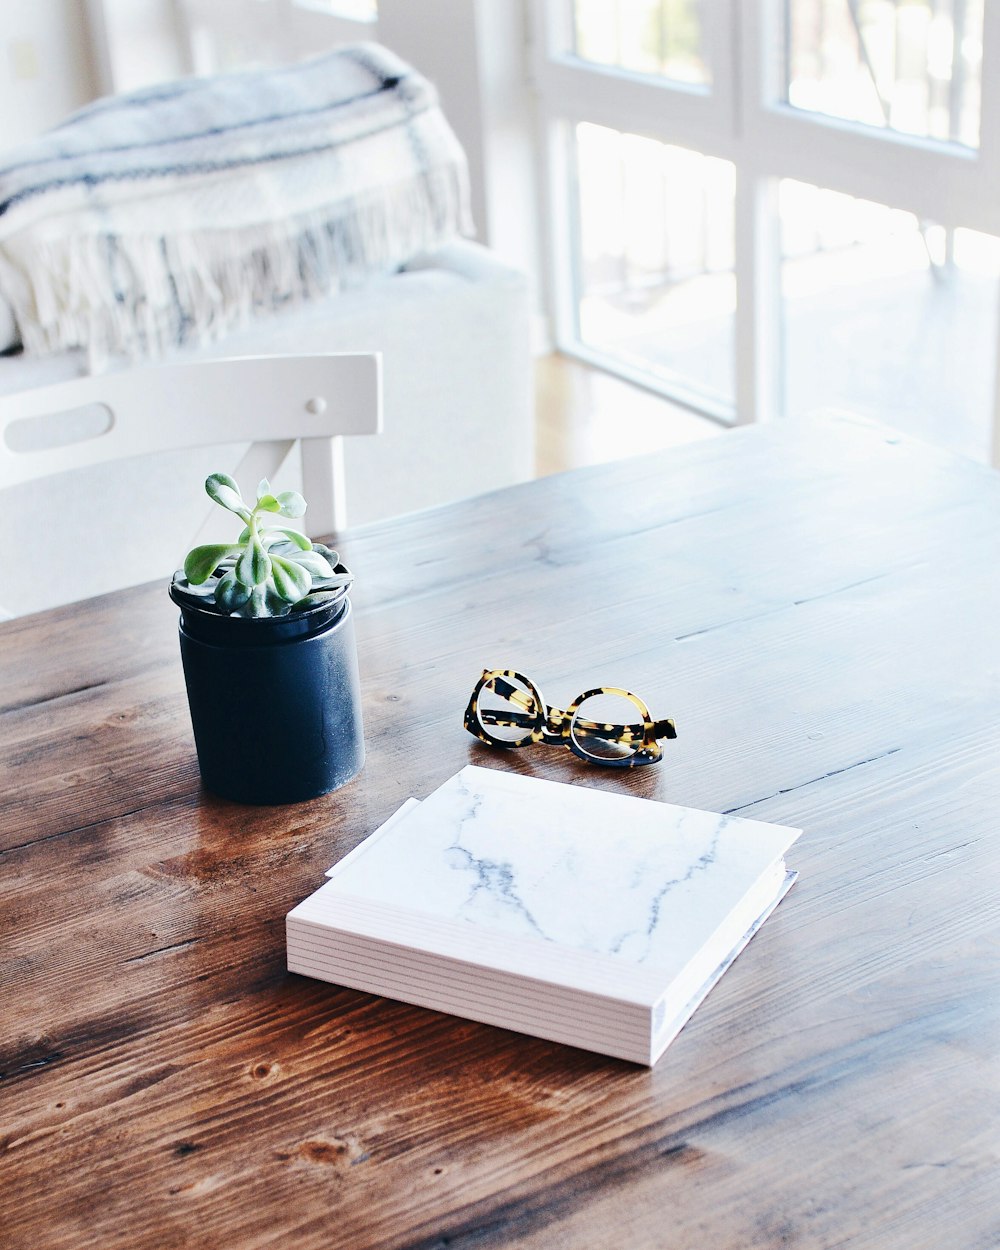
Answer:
[{"xmin": 2, "ymin": 415, "xmax": 998, "ymax": 1250}]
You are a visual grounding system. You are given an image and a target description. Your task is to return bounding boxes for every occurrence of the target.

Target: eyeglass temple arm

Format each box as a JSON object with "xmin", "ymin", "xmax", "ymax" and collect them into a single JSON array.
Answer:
[
  {"xmin": 479, "ymin": 707, "xmax": 678, "ymax": 743},
  {"xmin": 479, "ymin": 677, "xmax": 677, "ymax": 742},
  {"xmin": 478, "ymin": 708, "xmax": 536, "ymax": 729}
]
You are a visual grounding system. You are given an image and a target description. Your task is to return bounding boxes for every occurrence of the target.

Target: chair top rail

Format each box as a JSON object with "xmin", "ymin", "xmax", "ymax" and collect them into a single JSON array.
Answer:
[{"xmin": 0, "ymin": 353, "xmax": 382, "ymax": 489}]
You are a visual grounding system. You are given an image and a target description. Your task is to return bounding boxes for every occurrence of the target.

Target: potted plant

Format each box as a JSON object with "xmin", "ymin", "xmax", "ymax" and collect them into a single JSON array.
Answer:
[{"xmin": 169, "ymin": 472, "xmax": 365, "ymax": 804}]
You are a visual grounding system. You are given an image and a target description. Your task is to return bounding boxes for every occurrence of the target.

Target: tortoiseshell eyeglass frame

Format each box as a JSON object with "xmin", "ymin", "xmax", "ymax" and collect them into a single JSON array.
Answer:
[{"xmin": 463, "ymin": 668, "xmax": 677, "ymax": 768}]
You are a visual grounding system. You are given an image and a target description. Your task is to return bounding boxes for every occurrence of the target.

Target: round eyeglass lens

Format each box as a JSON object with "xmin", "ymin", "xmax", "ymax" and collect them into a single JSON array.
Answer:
[
  {"xmin": 570, "ymin": 692, "xmax": 645, "ymax": 762},
  {"xmin": 476, "ymin": 674, "xmax": 540, "ymax": 745}
]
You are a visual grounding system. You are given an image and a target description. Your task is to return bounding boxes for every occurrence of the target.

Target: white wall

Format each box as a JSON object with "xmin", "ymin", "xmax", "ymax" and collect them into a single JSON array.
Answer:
[
  {"xmin": 377, "ymin": 0, "xmax": 544, "ymax": 339},
  {"xmin": 85, "ymin": 0, "xmax": 189, "ymax": 94},
  {"xmin": 0, "ymin": 0, "xmax": 100, "ymax": 151}
]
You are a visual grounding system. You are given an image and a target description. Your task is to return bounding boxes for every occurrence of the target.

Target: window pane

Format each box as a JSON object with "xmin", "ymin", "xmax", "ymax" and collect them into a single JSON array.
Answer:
[
  {"xmin": 781, "ymin": 179, "xmax": 999, "ymax": 462},
  {"xmin": 300, "ymin": 0, "xmax": 377, "ymax": 17},
  {"xmin": 574, "ymin": 0, "xmax": 710, "ymax": 86},
  {"xmin": 784, "ymin": 0, "xmax": 984, "ymax": 148},
  {"xmin": 573, "ymin": 124, "xmax": 735, "ymax": 412}
]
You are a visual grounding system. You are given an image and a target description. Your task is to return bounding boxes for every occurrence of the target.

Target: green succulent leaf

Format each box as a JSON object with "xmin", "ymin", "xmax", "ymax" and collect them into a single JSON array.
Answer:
[
  {"xmin": 246, "ymin": 586, "xmax": 271, "ymax": 617},
  {"xmin": 236, "ymin": 535, "xmax": 272, "ymax": 587},
  {"xmin": 292, "ymin": 582, "xmax": 351, "ymax": 610},
  {"xmin": 214, "ymin": 570, "xmax": 251, "ymax": 613},
  {"xmin": 269, "ymin": 526, "xmax": 311, "ymax": 550},
  {"xmin": 276, "ymin": 490, "xmax": 306, "ymax": 518},
  {"xmin": 287, "ymin": 549, "xmax": 336, "ymax": 579},
  {"xmin": 271, "ymin": 554, "xmax": 313, "ymax": 601},
  {"xmin": 257, "ymin": 477, "xmax": 271, "ymax": 501},
  {"xmin": 257, "ymin": 494, "xmax": 281, "ymax": 513},
  {"xmin": 266, "ymin": 583, "xmax": 290, "ymax": 614},
  {"xmin": 184, "ymin": 543, "xmax": 241, "ymax": 584},
  {"xmin": 314, "ymin": 571, "xmax": 354, "ymax": 591},
  {"xmin": 205, "ymin": 473, "xmax": 247, "ymax": 517}
]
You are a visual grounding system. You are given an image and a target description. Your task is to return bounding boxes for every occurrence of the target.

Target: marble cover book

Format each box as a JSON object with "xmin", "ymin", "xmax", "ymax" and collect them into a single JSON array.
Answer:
[{"xmin": 286, "ymin": 765, "xmax": 801, "ymax": 1066}]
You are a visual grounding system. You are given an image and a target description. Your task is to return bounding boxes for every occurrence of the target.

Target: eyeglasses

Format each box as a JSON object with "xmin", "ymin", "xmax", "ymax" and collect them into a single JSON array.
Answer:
[{"xmin": 464, "ymin": 668, "xmax": 677, "ymax": 768}]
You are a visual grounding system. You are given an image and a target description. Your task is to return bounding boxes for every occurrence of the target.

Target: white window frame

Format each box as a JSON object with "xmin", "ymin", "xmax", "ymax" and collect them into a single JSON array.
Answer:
[{"xmin": 532, "ymin": 0, "xmax": 1000, "ymax": 459}]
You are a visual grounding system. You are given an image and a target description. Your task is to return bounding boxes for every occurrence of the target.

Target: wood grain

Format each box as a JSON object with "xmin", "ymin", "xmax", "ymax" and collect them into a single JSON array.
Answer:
[{"xmin": 2, "ymin": 415, "xmax": 998, "ymax": 1250}]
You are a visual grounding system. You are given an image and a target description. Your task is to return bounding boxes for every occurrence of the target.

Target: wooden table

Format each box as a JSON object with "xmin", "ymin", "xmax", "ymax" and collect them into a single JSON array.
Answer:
[{"xmin": 2, "ymin": 415, "xmax": 998, "ymax": 1250}]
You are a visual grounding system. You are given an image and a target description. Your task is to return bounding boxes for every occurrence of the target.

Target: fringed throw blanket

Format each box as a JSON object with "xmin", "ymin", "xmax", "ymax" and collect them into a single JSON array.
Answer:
[{"xmin": 0, "ymin": 43, "xmax": 472, "ymax": 362}]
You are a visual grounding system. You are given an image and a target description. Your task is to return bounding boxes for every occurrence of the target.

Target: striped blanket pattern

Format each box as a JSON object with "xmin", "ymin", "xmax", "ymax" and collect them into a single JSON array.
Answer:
[{"xmin": 0, "ymin": 43, "xmax": 472, "ymax": 362}]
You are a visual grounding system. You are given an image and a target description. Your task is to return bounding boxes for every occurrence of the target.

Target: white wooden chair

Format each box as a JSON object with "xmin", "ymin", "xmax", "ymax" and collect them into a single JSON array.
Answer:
[{"xmin": 0, "ymin": 352, "xmax": 382, "ymax": 615}]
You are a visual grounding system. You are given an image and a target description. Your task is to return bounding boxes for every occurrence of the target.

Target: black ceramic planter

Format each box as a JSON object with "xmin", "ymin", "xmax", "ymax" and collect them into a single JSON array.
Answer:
[{"xmin": 170, "ymin": 584, "xmax": 364, "ymax": 804}]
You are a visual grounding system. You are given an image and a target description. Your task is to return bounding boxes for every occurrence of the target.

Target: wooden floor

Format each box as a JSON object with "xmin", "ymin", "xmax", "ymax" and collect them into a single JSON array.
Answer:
[{"xmin": 534, "ymin": 353, "xmax": 722, "ymax": 477}]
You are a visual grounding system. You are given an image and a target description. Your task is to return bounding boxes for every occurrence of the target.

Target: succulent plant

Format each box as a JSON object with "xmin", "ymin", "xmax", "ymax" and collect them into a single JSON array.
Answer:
[{"xmin": 175, "ymin": 473, "xmax": 353, "ymax": 618}]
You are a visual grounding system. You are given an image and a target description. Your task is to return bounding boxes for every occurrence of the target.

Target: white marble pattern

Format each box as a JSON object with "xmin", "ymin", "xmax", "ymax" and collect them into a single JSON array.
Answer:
[
  {"xmin": 324, "ymin": 798, "xmax": 421, "ymax": 877},
  {"xmin": 322, "ymin": 766, "xmax": 800, "ymax": 972}
]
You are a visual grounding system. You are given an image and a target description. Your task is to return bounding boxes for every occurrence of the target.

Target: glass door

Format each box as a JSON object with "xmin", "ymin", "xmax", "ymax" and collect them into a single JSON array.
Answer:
[
  {"xmin": 535, "ymin": 0, "xmax": 739, "ymax": 420},
  {"xmin": 782, "ymin": 0, "xmax": 984, "ymax": 147},
  {"xmin": 535, "ymin": 0, "xmax": 1000, "ymax": 461}
]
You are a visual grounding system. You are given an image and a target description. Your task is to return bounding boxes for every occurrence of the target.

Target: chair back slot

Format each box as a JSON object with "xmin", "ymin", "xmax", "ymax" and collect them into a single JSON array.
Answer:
[{"xmin": 4, "ymin": 402, "xmax": 114, "ymax": 454}]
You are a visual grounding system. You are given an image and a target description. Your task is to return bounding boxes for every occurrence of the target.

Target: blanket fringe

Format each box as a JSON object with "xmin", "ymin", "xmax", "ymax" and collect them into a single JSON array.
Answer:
[{"xmin": 0, "ymin": 163, "xmax": 471, "ymax": 367}]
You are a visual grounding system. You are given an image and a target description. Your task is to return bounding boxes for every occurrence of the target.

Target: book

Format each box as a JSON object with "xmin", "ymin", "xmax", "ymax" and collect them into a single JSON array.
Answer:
[{"xmin": 286, "ymin": 765, "xmax": 801, "ymax": 1066}]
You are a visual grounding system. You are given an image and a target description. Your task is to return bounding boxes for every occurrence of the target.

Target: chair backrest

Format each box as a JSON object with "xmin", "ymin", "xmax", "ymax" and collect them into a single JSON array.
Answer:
[
  {"xmin": 0, "ymin": 352, "xmax": 381, "ymax": 616},
  {"xmin": 0, "ymin": 352, "xmax": 381, "ymax": 529}
]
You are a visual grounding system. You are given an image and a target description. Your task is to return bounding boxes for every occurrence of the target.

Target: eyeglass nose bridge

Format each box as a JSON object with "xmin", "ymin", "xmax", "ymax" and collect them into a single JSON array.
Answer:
[
  {"xmin": 542, "ymin": 703, "xmax": 570, "ymax": 730},
  {"xmin": 529, "ymin": 705, "xmax": 570, "ymax": 748}
]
